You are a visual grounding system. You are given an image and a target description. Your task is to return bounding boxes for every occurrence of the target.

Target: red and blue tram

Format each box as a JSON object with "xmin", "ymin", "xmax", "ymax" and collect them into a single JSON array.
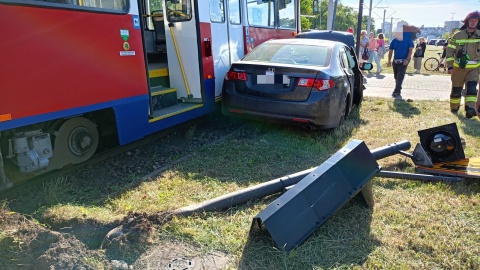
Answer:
[{"xmin": 0, "ymin": 0, "xmax": 300, "ymax": 186}]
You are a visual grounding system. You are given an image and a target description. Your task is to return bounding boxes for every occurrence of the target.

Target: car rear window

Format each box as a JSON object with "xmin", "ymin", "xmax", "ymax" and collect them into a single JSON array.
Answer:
[{"xmin": 243, "ymin": 43, "xmax": 331, "ymax": 67}]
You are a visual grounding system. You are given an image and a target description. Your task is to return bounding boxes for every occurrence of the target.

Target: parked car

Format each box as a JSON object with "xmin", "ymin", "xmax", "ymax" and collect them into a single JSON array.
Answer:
[
  {"xmin": 296, "ymin": 30, "xmax": 356, "ymax": 49},
  {"xmin": 221, "ymin": 38, "xmax": 372, "ymax": 129},
  {"xmin": 428, "ymin": 39, "xmax": 437, "ymax": 45},
  {"xmin": 436, "ymin": 39, "xmax": 446, "ymax": 46},
  {"xmin": 296, "ymin": 30, "xmax": 391, "ymax": 56}
]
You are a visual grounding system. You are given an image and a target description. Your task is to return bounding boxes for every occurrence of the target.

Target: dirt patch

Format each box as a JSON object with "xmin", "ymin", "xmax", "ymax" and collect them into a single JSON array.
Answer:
[
  {"xmin": 0, "ymin": 209, "xmax": 110, "ymax": 270},
  {"xmin": 0, "ymin": 209, "xmax": 231, "ymax": 269},
  {"xmin": 101, "ymin": 212, "xmax": 172, "ymax": 264},
  {"xmin": 132, "ymin": 240, "xmax": 232, "ymax": 269}
]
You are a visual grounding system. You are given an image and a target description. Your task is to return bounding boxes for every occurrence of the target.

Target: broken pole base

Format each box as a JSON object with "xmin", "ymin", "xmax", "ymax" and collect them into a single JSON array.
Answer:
[{"xmin": 252, "ymin": 139, "xmax": 380, "ymax": 251}]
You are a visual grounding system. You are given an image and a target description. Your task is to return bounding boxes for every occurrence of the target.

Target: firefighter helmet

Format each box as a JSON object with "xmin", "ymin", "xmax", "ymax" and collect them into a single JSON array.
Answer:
[
  {"xmin": 461, "ymin": 11, "xmax": 480, "ymax": 30},
  {"xmin": 463, "ymin": 11, "xmax": 480, "ymax": 23}
]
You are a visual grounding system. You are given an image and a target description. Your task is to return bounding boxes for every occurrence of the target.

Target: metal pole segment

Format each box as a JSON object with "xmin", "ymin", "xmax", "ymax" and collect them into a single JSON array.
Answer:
[
  {"xmin": 173, "ymin": 140, "xmax": 411, "ymax": 216},
  {"xmin": 370, "ymin": 140, "xmax": 411, "ymax": 160},
  {"xmin": 377, "ymin": 171, "xmax": 464, "ymax": 182},
  {"xmin": 173, "ymin": 169, "xmax": 313, "ymax": 216}
]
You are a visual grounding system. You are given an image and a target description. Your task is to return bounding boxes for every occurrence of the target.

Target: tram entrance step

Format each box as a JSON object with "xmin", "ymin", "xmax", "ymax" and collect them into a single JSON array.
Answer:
[
  {"xmin": 149, "ymin": 66, "xmax": 170, "ymax": 88},
  {"xmin": 151, "ymin": 86, "xmax": 177, "ymax": 110}
]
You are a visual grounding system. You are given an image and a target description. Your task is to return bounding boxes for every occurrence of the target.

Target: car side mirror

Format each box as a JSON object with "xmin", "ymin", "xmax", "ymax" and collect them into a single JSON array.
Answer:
[{"xmin": 360, "ymin": 62, "xmax": 373, "ymax": 71}]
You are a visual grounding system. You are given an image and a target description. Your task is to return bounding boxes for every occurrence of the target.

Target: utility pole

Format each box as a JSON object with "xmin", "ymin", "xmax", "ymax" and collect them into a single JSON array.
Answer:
[
  {"xmin": 367, "ymin": 0, "xmax": 373, "ymax": 34},
  {"xmin": 355, "ymin": 0, "xmax": 364, "ymax": 58},
  {"xmin": 331, "ymin": 0, "xmax": 338, "ymax": 30},
  {"xmin": 450, "ymin": 12, "xmax": 455, "ymax": 21},
  {"xmin": 390, "ymin": 17, "xmax": 393, "ymax": 38},
  {"xmin": 327, "ymin": 0, "xmax": 334, "ymax": 30},
  {"xmin": 382, "ymin": 10, "xmax": 396, "ymax": 38},
  {"xmin": 382, "ymin": 9, "xmax": 386, "ymax": 33},
  {"xmin": 390, "ymin": 17, "xmax": 402, "ymax": 39},
  {"xmin": 365, "ymin": 1, "xmax": 388, "ymax": 34}
]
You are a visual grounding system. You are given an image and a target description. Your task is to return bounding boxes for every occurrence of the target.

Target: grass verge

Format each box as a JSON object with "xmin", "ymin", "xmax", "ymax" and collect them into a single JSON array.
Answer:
[{"xmin": 1, "ymin": 97, "xmax": 480, "ymax": 269}]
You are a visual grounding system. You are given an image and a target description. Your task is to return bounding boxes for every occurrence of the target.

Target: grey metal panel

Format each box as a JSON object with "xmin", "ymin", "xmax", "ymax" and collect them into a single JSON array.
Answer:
[{"xmin": 252, "ymin": 139, "xmax": 380, "ymax": 251}]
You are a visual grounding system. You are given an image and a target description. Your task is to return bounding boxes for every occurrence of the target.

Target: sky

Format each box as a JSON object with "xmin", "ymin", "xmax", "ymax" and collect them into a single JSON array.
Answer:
[{"xmin": 340, "ymin": 0, "xmax": 478, "ymax": 29}]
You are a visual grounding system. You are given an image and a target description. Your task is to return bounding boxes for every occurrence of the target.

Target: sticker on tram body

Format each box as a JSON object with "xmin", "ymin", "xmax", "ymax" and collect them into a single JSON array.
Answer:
[
  {"xmin": 120, "ymin": 51, "xmax": 135, "ymax": 56},
  {"xmin": 132, "ymin": 15, "xmax": 140, "ymax": 29}
]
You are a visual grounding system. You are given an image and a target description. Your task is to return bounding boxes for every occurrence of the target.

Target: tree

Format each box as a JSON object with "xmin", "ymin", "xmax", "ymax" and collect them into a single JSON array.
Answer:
[
  {"xmin": 300, "ymin": 0, "xmax": 314, "ymax": 30},
  {"xmin": 299, "ymin": 0, "xmax": 374, "ymax": 32}
]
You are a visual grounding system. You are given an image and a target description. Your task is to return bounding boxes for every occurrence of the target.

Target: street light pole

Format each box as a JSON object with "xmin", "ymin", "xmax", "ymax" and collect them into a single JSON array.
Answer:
[
  {"xmin": 355, "ymin": 0, "xmax": 364, "ymax": 58},
  {"xmin": 367, "ymin": 0, "xmax": 373, "ymax": 34},
  {"xmin": 327, "ymin": 0, "xmax": 334, "ymax": 30},
  {"xmin": 390, "ymin": 17, "xmax": 393, "ymax": 39},
  {"xmin": 382, "ymin": 9, "xmax": 386, "ymax": 33}
]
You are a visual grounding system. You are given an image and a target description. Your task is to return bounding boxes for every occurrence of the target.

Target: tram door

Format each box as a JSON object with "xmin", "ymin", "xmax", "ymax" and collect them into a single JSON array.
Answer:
[
  {"xmin": 209, "ymin": 0, "xmax": 245, "ymax": 97},
  {"xmin": 163, "ymin": 0, "xmax": 202, "ymax": 100}
]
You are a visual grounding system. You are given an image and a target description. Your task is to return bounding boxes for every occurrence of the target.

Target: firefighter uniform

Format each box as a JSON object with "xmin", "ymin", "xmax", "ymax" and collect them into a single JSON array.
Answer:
[{"xmin": 446, "ymin": 14, "xmax": 480, "ymax": 118}]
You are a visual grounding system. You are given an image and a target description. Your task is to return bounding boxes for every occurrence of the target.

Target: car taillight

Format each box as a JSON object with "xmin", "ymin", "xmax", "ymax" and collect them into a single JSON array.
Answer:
[
  {"xmin": 225, "ymin": 71, "xmax": 247, "ymax": 81},
  {"xmin": 297, "ymin": 78, "xmax": 334, "ymax": 91}
]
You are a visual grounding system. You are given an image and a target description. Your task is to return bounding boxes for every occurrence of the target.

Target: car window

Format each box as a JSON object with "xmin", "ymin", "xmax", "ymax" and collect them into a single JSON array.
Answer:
[
  {"xmin": 340, "ymin": 49, "xmax": 349, "ymax": 69},
  {"xmin": 242, "ymin": 43, "xmax": 331, "ymax": 67},
  {"xmin": 343, "ymin": 47, "xmax": 356, "ymax": 68}
]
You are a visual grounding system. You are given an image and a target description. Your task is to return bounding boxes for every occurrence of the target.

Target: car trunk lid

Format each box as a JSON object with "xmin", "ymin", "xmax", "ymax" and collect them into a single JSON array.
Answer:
[{"xmin": 227, "ymin": 62, "xmax": 321, "ymax": 102}]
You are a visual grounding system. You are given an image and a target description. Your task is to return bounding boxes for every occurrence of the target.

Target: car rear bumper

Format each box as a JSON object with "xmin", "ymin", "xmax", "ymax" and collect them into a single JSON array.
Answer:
[{"xmin": 221, "ymin": 84, "xmax": 342, "ymax": 129}]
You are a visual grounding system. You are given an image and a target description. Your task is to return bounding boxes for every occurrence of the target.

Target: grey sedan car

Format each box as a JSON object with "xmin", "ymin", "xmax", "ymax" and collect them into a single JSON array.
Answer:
[{"xmin": 221, "ymin": 38, "xmax": 372, "ymax": 129}]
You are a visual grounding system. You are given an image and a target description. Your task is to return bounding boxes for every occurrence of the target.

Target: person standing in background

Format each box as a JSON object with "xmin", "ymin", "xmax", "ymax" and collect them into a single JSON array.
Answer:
[
  {"xmin": 440, "ymin": 37, "xmax": 451, "ymax": 72},
  {"xmin": 387, "ymin": 28, "xmax": 414, "ymax": 97},
  {"xmin": 368, "ymin": 32, "xmax": 382, "ymax": 73},
  {"xmin": 413, "ymin": 37, "xmax": 426, "ymax": 74},
  {"xmin": 377, "ymin": 33, "xmax": 386, "ymax": 60},
  {"xmin": 359, "ymin": 30, "xmax": 369, "ymax": 75}
]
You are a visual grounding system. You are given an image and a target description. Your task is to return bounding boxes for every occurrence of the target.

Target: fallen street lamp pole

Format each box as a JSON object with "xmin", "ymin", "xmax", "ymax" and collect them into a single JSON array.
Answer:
[
  {"xmin": 104, "ymin": 139, "xmax": 464, "ymax": 249},
  {"xmin": 173, "ymin": 140, "xmax": 412, "ymax": 217}
]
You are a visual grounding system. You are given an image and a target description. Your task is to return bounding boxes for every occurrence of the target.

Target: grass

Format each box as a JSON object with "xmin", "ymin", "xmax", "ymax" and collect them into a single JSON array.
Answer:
[
  {"xmin": 374, "ymin": 45, "xmax": 447, "ymax": 76},
  {"xmin": 2, "ymin": 98, "xmax": 480, "ymax": 269}
]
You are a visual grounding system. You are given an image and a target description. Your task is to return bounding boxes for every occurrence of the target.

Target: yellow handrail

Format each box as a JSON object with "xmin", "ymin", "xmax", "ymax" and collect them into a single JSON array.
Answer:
[{"xmin": 169, "ymin": 23, "xmax": 192, "ymax": 98}]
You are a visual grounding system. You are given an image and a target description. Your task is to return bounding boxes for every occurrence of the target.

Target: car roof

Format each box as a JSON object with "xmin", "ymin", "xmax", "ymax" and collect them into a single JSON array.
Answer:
[
  {"xmin": 264, "ymin": 38, "xmax": 339, "ymax": 47},
  {"xmin": 295, "ymin": 30, "xmax": 355, "ymax": 48}
]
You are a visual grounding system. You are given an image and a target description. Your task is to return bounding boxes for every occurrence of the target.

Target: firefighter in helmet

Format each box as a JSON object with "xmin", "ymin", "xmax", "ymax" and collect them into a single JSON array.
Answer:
[{"xmin": 446, "ymin": 11, "xmax": 480, "ymax": 118}]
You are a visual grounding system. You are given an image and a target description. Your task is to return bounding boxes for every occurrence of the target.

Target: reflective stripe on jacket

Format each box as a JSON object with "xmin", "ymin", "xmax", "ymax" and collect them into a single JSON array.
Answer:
[{"xmin": 446, "ymin": 29, "xmax": 480, "ymax": 69}]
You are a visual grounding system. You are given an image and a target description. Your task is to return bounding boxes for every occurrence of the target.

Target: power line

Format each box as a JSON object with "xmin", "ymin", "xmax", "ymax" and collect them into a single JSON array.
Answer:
[{"xmin": 365, "ymin": 0, "xmax": 388, "ymax": 33}]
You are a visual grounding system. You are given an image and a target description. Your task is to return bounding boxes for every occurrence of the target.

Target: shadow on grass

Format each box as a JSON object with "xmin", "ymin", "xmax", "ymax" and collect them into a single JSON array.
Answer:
[
  {"xmin": 390, "ymin": 99, "xmax": 421, "ymax": 118},
  {"xmin": 457, "ymin": 113, "xmax": 480, "ymax": 137},
  {"xmin": 238, "ymin": 197, "xmax": 378, "ymax": 269}
]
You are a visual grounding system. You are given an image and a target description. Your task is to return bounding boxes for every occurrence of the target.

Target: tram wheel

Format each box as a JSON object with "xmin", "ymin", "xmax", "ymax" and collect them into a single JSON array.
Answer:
[{"xmin": 49, "ymin": 117, "xmax": 99, "ymax": 169}]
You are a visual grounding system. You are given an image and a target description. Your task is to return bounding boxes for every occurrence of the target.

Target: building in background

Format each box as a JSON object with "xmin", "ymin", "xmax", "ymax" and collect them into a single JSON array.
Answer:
[
  {"xmin": 380, "ymin": 21, "xmax": 392, "ymax": 37},
  {"xmin": 444, "ymin": 21, "xmax": 462, "ymax": 35},
  {"xmin": 376, "ymin": 19, "xmax": 460, "ymax": 40},
  {"xmin": 419, "ymin": 26, "xmax": 443, "ymax": 39}
]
